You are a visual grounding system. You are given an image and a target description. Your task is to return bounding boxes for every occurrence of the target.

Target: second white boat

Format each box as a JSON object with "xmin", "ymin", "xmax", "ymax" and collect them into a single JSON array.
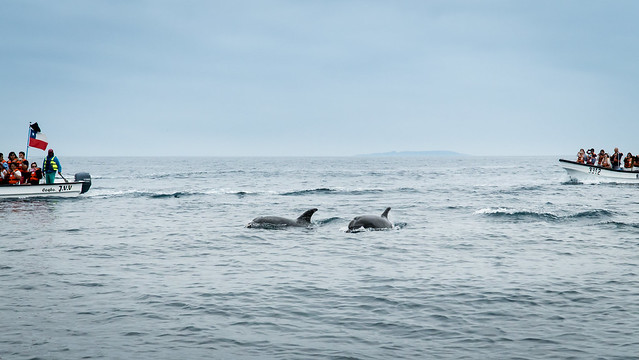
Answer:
[{"xmin": 559, "ymin": 159, "xmax": 639, "ymax": 183}]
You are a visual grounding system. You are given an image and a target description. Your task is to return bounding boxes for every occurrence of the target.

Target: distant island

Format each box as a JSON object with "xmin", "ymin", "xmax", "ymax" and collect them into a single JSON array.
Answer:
[{"xmin": 357, "ymin": 151, "xmax": 467, "ymax": 157}]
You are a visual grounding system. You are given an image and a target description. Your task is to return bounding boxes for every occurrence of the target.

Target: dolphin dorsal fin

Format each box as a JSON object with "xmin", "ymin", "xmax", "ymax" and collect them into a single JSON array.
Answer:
[
  {"xmin": 297, "ymin": 208, "xmax": 318, "ymax": 223},
  {"xmin": 381, "ymin": 207, "xmax": 391, "ymax": 218}
]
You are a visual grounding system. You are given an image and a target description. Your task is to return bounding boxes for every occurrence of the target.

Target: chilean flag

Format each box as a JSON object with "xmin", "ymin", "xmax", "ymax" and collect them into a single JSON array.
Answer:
[{"xmin": 28, "ymin": 122, "xmax": 48, "ymax": 151}]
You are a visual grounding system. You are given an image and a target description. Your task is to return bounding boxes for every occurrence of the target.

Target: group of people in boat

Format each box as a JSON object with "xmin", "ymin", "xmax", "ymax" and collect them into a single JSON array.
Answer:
[
  {"xmin": 0, "ymin": 149, "xmax": 62, "ymax": 185},
  {"xmin": 576, "ymin": 147, "xmax": 639, "ymax": 170}
]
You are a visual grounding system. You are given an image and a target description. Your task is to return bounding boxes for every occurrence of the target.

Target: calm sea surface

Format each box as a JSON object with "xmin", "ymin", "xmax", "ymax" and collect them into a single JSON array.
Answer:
[{"xmin": 1, "ymin": 156, "xmax": 638, "ymax": 359}]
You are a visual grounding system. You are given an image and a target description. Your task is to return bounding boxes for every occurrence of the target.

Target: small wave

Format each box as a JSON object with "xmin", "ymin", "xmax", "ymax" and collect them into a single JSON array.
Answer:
[
  {"xmin": 147, "ymin": 191, "xmax": 197, "ymax": 199},
  {"xmin": 566, "ymin": 209, "xmax": 614, "ymax": 219},
  {"xmin": 475, "ymin": 208, "xmax": 559, "ymax": 221},
  {"xmin": 280, "ymin": 188, "xmax": 385, "ymax": 196},
  {"xmin": 476, "ymin": 208, "xmax": 615, "ymax": 222},
  {"xmin": 281, "ymin": 188, "xmax": 336, "ymax": 196},
  {"xmin": 599, "ymin": 221, "xmax": 639, "ymax": 229},
  {"xmin": 88, "ymin": 190, "xmax": 204, "ymax": 199},
  {"xmin": 147, "ymin": 171, "xmax": 210, "ymax": 180}
]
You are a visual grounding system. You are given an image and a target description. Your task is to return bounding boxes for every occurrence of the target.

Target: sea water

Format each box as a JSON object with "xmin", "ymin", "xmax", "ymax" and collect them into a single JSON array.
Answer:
[{"xmin": 1, "ymin": 156, "xmax": 638, "ymax": 359}]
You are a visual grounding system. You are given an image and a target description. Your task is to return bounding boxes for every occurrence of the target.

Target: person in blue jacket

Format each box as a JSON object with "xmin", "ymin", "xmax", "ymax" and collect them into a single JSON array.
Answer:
[{"xmin": 42, "ymin": 149, "xmax": 61, "ymax": 184}]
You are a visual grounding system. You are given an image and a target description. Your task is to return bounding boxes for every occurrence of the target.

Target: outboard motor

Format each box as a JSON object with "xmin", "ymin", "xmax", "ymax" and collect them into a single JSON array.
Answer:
[{"xmin": 74, "ymin": 172, "xmax": 92, "ymax": 194}]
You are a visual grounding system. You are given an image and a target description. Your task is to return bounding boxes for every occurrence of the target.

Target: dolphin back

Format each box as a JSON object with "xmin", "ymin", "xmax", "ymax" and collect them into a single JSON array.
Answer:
[
  {"xmin": 296, "ymin": 208, "xmax": 318, "ymax": 224},
  {"xmin": 347, "ymin": 208, "xmax": 393, "ymax": 231}
]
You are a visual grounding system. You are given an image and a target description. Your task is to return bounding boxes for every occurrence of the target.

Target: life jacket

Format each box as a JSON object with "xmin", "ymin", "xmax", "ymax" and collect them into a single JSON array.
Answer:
[
  {"xmin": 44, "ymin": 156, "xmax": 59, "ymax": 172},
  {"xmin": 577, "ymin": 156, "xmax": 585, "ymax": 164},
  {"xmin": 29, "ymin": 168, "xmax": 41, "ymax": 182},
  {"xmin": 624, "ymin": 157, "xmax": 633, "ymax": 168},
  {"xmin": 8, "ymin": 170, "xmax": 20, "ymax": 185}
]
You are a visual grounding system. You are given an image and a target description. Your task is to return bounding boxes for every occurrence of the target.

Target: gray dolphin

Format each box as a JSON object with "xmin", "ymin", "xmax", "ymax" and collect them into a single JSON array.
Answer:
[
  {"xmin": 347, "ymin": 207, "xmax": 393, "ymax": 231},
  {"xmin": 247, "ymin": 208, "xmax": 318, "ymax": 228}
]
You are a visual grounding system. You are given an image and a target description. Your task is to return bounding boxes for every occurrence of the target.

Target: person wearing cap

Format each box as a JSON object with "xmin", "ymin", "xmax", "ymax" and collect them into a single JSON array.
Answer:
[{"xmin": 42, "ymin": 149, "xmax": 62, "ymax": 184}]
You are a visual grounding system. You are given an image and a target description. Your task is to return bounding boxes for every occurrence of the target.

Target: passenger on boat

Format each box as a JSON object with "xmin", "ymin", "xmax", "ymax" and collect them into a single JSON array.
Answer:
[
  {"xmin": 597, "ymin": 150, "xmax": 605, "ymax": 166},
  {"xmin": 0, "ymin": 165, "xmax": 6, "ymax": 184},
  {"xmin": 624, "ymin": 153, "xmax": 634, "ymax": 171},
  {"xmin": 7, "ymin": 163, "xmax": 21, "ymax": 185},
  {"xmin": 19, "ymin": 161, "xmax": 29, "ymax": 184},
  {"xmin": 585, "ymin": 149, "xmax": 597, "ymax": 165},
  {"xmin": 634, "ymin": 155, "xmax": 639, "ymax": 168},
  {"xmin": 42, "ymin": 149, "xmax": 61, "ymax": 185},
  {"xmin": 611, "ymin": 148, "xmax": 623, "ymax": 170},
  {"xmin": 28, "ymin": 162, "xmax": 42, "ymax": 185},
  {"xmin": 0, "ymin": 153, "xmax": 5, "ymax": 167},
  {"xmin": 7, "ymin": 152, "xmax": 18, "ymax": 167},
  {"xmin": 576, "ymin": 149, "xmax": 586, "ymax": 164},
  {"xmin": 601, "ymin": 154, "xmax": 612, "ymax": 169},
  {"xmin": 18, "ymin": 151, "xmax": 27, "ymax": 164}
]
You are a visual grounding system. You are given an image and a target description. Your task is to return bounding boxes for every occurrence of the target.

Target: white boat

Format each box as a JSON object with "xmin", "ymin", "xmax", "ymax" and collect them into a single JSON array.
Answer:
[
  {"xmin": 559, "ymin": 159, "xmax": 639, "ymax": 183},
  {"xmin": 0, "ymin": 172, "xmax": 91, "ymax": 199}
]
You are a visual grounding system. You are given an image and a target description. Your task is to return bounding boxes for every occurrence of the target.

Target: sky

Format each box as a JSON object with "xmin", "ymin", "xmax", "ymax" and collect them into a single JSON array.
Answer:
[{"xmin": 1, "ymin": 0, "xmax": 638, "ymax": 157}]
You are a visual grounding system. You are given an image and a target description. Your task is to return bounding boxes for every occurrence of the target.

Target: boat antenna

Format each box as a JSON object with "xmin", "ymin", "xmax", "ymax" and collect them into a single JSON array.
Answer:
[{"xmin": 25, "ymin": 122, "xmax": 31, "ymax": 161}]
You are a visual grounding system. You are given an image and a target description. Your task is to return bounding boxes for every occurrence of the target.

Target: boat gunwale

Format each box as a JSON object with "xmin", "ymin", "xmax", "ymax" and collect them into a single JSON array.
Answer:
[{"xmin": 558, "ymin": 159, "xmax": 639, "ymax": 174}]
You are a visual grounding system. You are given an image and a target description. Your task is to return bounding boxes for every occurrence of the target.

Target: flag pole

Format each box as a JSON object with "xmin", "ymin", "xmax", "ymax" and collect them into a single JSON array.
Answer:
[{"xmin": 26, "ymin": 122, "xmax": 31, "ymax": 161}]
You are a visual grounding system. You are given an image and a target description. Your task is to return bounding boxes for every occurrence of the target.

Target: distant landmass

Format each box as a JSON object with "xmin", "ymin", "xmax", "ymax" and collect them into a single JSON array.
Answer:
[{"xmin": 357, "ymin": 150, "xmax": 467, "ymax": 157}]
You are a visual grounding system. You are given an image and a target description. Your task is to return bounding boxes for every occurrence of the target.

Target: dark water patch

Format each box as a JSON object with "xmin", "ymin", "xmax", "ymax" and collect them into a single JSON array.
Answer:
[
  {"xmin": 148, "ymin": 191, "xmax": 198, "ymax": 199},
  {"xmin": 234, "ymin": 191, "xmax": 259, "ymax": 198},
  {"xmin": 562, "ymin": 179, "xmax": 583, "ymax": 185},
  {"xmin": 599, "ymin": 221, "xmax": 639, "ymax": 230},
  {"xmin": 124, "ymin": 331, "xmax": 146, "ymax": 336},
  {"xmin": 65, "ymin": 228, "xmax": 81, "ymax": 232},
  {"xmin": 148, "ymin": 171, "xmax": 210, "ymax": 180},
  {"xmin": 394, "ymin": 222, "xmax": 408, "ymax": 229},
  {"xmin": 281, "ymin": 188, "xmax": 385, "ymax": 196},
  {"xmin": 94, "ymin": 190, "xmax": 207, "ymax": 199},
  {"xmin": 520, "ymin": 337, "xmax": 560, "ymax": 345},
  {"xmin": 476, "ymin": 208, "xmax": 559, "ymax": 221},
  {"xmin": 397, "ymin": 187, "xmax": 420, "ymax": 193},
  {"xmin": 179, "ymin": 326, "xmax": 205, "ymax": 332},
  {"xmin": 476, "ymin": 208, "xmax": 615, "ymax": 223},
  {"xmin": 16, "ymin": 285, "xmax": 36, "ymax": 290},
  {"xmin": 315, "ymin": 217, "xmax": 342, "ymax": 226},
  {"xmin": 500, "ymin": 185, "xmax": 545, "ymax": 194},
  {"xmin": 77, "ymin": 311, "xmax": 97, "ymax": 315},
  {"xmin": 566, "ymin": 209, "xmax": 614, "ymax": 219},
  {"xmin": 281, "ymin": 188, "xmax": 336, "ymax": 196},
  {"xmin": 65, "ymin": 282, "xmax": 104, "ymax": 287},
  {"xmin": 5, "ymin": 248, "xmax": 28, "ymax": 253}
]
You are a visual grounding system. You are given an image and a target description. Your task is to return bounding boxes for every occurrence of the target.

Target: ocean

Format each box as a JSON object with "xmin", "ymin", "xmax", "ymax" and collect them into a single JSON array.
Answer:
[{"xmin": 1, "ymin": 156, "xmax": 638, "ymax": 359}]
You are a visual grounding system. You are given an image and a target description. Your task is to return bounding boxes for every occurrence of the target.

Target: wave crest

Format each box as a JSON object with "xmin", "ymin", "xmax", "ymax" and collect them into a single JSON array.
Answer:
[{"xmin": 475, "ymin": 208, "xmax": 614, "ymax": 222}]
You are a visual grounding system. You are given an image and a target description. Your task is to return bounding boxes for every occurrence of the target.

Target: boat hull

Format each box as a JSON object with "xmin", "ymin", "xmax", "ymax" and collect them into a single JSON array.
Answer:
[
  {"xmin": 0, "ymin": 181, "xmax": 85, "ymax": 199},
  {"xmin": 559, "ymin": 159, "xmax": 639, "ymax": 183}
]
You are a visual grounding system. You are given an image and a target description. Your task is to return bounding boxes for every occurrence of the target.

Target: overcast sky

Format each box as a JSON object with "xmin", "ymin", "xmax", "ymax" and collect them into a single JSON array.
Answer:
[{"xmin": 2, "ymin": 1, "xmax": 638, "ymax": 157}]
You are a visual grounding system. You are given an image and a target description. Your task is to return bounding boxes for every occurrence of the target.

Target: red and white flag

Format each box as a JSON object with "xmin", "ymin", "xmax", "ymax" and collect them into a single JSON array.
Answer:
[{"xmin": 28, "ymin": 122, "xmax": 48, "ymax": 150}]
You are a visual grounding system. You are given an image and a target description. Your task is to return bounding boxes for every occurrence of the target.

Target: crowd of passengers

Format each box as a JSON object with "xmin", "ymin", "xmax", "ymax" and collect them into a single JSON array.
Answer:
[
  {"xmin": 0, "ymin": 151, "xmax": 43, "ymax": 185},
  {"xmin": 576, "ymin": 147, "xmax": 639, "ymax": 170}
]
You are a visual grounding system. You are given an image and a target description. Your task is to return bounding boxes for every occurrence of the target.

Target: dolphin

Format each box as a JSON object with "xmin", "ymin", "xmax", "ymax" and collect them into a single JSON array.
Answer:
[
  {"xmin": 247, "ymin": 208, "xmax": 318, "ymax": 228},
  {"xmin": 347, "ymin": 207, "xmax": 393, "ymax": 231}
]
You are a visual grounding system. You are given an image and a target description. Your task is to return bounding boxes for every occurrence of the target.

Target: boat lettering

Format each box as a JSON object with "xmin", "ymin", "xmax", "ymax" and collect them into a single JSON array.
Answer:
[
  {"xmin": 588, "ymin": 167, "xmax": 601, "ymax": 175},
  {"xmin": 42, "ymin": 187, "xmax": 57, "ymax": 193},
  {"xmin": 59, "ymin": 185, "xmax": 73, "ymax": 192}
]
